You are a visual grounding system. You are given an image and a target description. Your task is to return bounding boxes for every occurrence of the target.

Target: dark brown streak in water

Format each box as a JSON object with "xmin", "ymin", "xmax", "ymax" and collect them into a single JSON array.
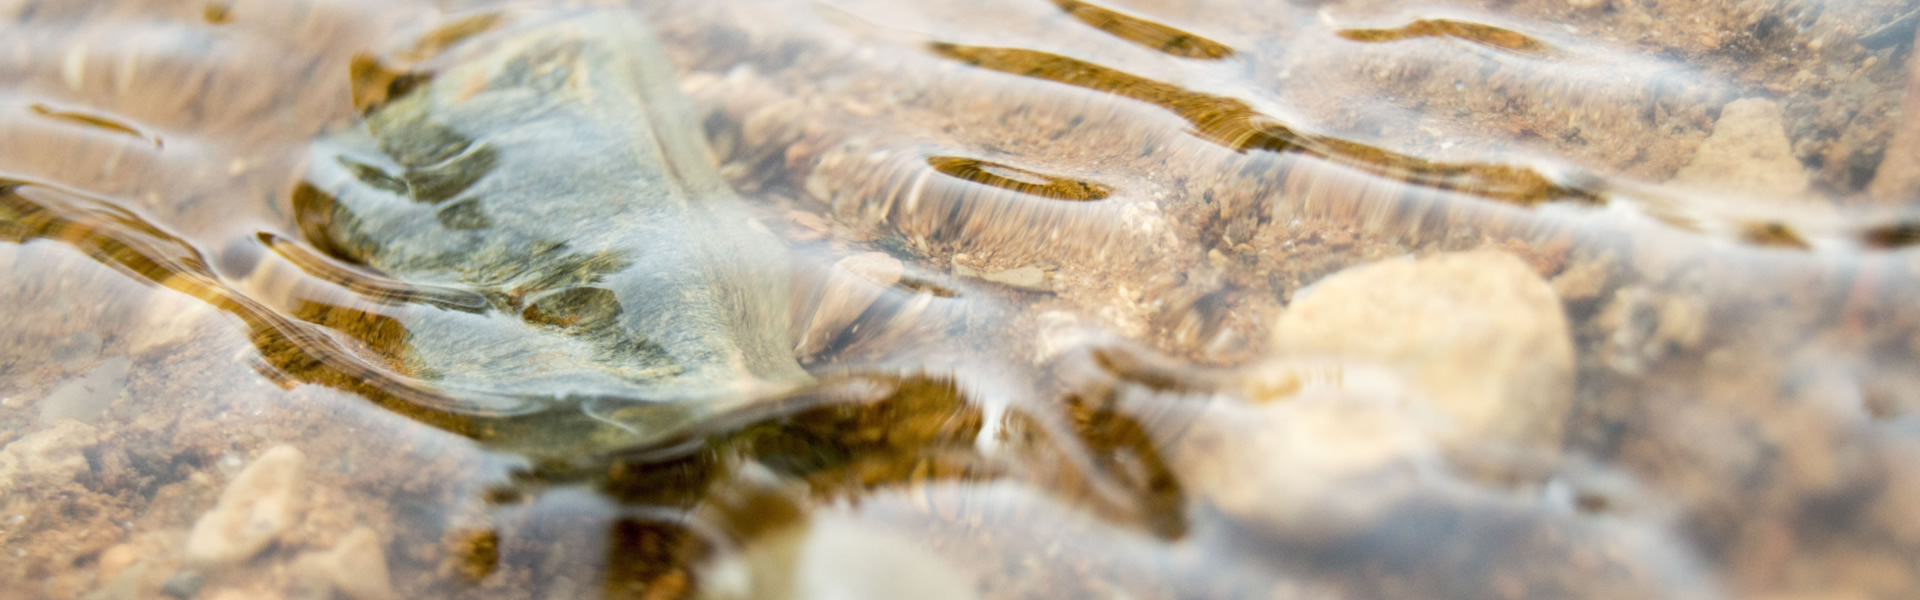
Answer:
[
  {"xmin": 927, "ymin": 155, "xmax": 1112, "ymax": 201},
  {"xmin": 26, "ymin": 102, "xmax": 165, "ymax": 148},
  {"xmin": 345, "ymin": 13, "xmax": 511, "ymax": 115},
  {"xmin": 1739, "ymin": 221, "xmax": 1813, "ymax": 249},
  {"xmin": 507, "ymin": 372, "xmax": 1189, "ymax": 596},
  {"xmin": 1863, "ymin": 221, "xmax": 1920, "ymax": 248},
  {"xmin": 1050, "ymin": 0, "xmax": 1236, "ymax": 60},
  {"xmin": 256, "ymin": 230, "xmax": 494, "ymax": 312},
  {"xmin": 926, "ymin": 42, "xmax": 1600, "ymax": 207},
  {"xmin": 1336, "ymin": 18, "xmax": 1551, "ymax": 56},
  {"xmin": 2, "ymin": 176, "xmax": 1195, "ymax": 591},
  {"xmin": 0, "ymin": 178, "xmax": 583, "ymax": 444}
]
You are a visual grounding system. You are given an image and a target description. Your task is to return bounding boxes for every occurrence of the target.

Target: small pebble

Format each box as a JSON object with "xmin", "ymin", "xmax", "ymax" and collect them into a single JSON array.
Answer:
[
  {"xmin": 161, "ymin": 570, "xmax": 205, "ymax": 599},
  {"xmin": 1270, "ymin": 250, "xmax": 1575, "ymax": 451},
  {"xmin": 185, "ymin": 445, "xmax": 307, "ymax": 566}
]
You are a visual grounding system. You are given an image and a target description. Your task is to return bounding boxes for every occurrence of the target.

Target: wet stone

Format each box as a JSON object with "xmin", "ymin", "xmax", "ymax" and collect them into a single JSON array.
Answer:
[
  {"xmin": 1269, "ymin": 249, "xmax": 1575, "ymax": 451},
  {"xmin": 161, "ymin": 570, "xmax": 205, "ymax": 599},
  {"xmin": 300, "ymin": 12, "xmax": 807, "ymax": 438},
  {"xmin": 185, "ymin": 445, "xmax": 306, "ymax": 567}
]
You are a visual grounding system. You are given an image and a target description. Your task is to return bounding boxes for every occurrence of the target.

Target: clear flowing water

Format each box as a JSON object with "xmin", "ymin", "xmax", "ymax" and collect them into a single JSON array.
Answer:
[{"xmin": 4, "ymin": 0, "xmax": 1920, "ymax": 599}]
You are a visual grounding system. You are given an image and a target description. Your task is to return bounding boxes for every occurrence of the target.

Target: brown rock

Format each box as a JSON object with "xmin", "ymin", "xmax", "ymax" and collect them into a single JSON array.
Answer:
[
  {"xmin": 185, "ymin": 445, "xmax": 307, "ymax": 566},
  {"xmin": 1269, "ymin": 250, "xmax": 1575, "ymax": 451}
]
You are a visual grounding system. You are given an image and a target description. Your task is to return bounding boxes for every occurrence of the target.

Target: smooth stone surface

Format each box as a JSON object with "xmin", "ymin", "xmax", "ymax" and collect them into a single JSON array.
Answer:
[
  {"xmin": 1269, "ymin": 249, "xmax": 1575, "ymax": 451},
  {"xmin": 185, "ymin": 445, "xmax": 306, "ymax": 566},
  {"xmin": 304, "ymin": 12, "xmax": 806, "ymax": 419}
]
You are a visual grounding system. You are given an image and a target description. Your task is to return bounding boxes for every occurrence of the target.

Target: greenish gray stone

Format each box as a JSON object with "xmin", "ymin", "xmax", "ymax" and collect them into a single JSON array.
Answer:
[{"xmin": 302, "ymin": 12, "xmax": 808, "ymax": 448}]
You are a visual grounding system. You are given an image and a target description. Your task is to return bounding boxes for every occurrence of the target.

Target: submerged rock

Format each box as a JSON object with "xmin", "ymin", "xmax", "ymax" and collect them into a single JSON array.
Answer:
[
  {"xmin": 289, "ymin": 527, "xmax": 395, "ymax": 600},
  {"xmin": 185, "ymin": 445, "xmax": 306, "ymax": 566},
  {"xmin": 300, "ymin": 12, "xmax": 808, "ymax": 436},
  {"xmin": 0, "ymin": 419, "xmax": 99, "ymax": 498},
  {"xmin": 1269, "ymin": 249, "xmax": 1575, "ymax": 451},
  {"xmin": 38, "ymin": 355, "xmax": 129, "ymax": 424},
  {"xmin": 1186, "ymin": 363, "xmax": 1446, "ymax": 531}
]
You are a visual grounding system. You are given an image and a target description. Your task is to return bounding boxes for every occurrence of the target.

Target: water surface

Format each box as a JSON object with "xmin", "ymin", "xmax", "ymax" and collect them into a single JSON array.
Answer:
[{"xmin": 5, "ymin": 0, "xmax": 1920, "ymax": 598}]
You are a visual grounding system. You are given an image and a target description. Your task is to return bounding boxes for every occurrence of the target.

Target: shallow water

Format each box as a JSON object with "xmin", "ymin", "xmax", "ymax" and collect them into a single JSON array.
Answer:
[{"xmin": 5, "ymin": 0, "xmax": 1920, "ymax": 598}]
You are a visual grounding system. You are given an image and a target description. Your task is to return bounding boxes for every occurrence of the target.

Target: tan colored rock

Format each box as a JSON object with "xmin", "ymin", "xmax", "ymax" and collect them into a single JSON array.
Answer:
[
  {"xmin": 290, "ymin": 527, "xmax": 396, "ymax": 600},
  {"xmin": 0, "ymin": 420, "xmax": 100, "ymax": 497},
  {"xmin": 1270, "ymin": 250, "xmax": 1575, "ymax": 450},
  {"xmin": 1671, "ymin": 98, "xmax": 1810, "ymax": 200},
  {"xmin": 1178, "ymin": 362, "xmax": 1445, "ymax": 531},
  {"xmin": 185, "ymin": 445, "xmax": 307, "ymax": 566}
]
